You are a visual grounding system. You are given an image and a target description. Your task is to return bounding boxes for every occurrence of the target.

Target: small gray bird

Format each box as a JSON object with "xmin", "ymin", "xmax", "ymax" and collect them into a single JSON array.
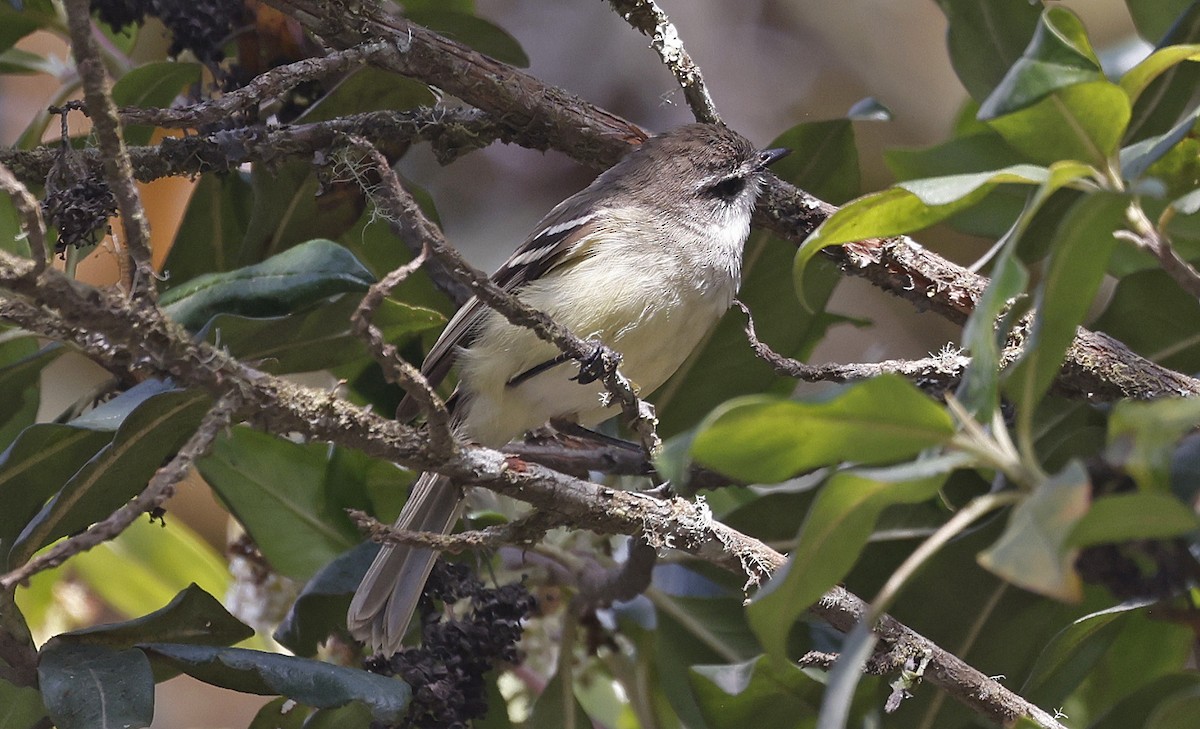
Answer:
[{"xmin": 348, "ymin": 123, "xmax": 789, "ymax": 654}]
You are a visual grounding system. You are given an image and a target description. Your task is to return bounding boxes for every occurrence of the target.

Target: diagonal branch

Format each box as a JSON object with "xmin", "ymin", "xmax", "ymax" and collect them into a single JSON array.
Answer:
[
  {"xmin": 62, "ymin": 0, "xmax": 154, "ymax": 297},
  {"xmin": 606, "ymin": 0, "xmax": 721, "ymax": 122}
]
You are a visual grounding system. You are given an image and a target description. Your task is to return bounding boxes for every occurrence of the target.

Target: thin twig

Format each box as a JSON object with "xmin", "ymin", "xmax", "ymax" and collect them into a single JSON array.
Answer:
[
  {"xmin": 605, "ymin": 0, "xmax": 720, "ymax": 123},
  {"xmin": 348, "ymin": 508, "xmax": 563, "ymax": 552},
  {"xmin": 62, "ymin": 0, "xmax": 155, "ymax": 298},
  {"xmin": 736, "ymin": 300, "xmax": 969, "ymax": 394},
  {"xmin": 0, "ymin": 163, "xmax": 47, "ymax": 272},
  {"xmin": 349, "ymin": 240, "xmax": 455, "ymax": 454},
  {"xmin": 1118, "ymin": 200, "xmax": 1200, "ymax": 299},
  {"xmin": 119, "ymin": 41, "xmax": 393, "ymax": 128},
  {"xmin": 0, "ymin": 392, "xmax": 240, "ymax": 590}
]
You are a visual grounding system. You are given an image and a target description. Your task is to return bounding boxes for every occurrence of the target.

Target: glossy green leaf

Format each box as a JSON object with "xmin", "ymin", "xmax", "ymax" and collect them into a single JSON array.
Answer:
[
  {"xmin": 275, "ymin": 542, "xmax": 377, "ymax": 657},
  {"xmin": 204, "ymin": 297, "xmax": 443, "ymax": 373},
  {"xmin": 1146, "ymin": 688, "xmax": 1200, "ymax": 729},
  {"xmin": 0, "ymin": 338, "xmax": 57, "ymax": 448},
  {"xmin": 1093, "ymin": 270, "xmax": 1200, "ymax": 373},
  {"xmin": 140, "ymin": 644, "xmax": 410, "ymax": 722},
  {"xmin": 1004, "ymin": 193, "xmax": 1125, "ymax": 417},
  {"xmin": 525, "ymin": 669, "xmax": 592, "ymax": 729},
  {"xmin": 1106, "ymin": 396, "xmax": 1200, "ymax": 492},
  {"xmin": 1119, "ymin": 104, "xmax": 1200, "ymax": 182},
  {"xmin": 1068, "ymin": 492, "xmax": 1198, "ymax": 547},
  {"xmin": 936, "ymin": 0, "xmax": 1041, "ymax": 101},
  {"xmin": 1120, "ymin": 44, "xmax": 1200, "ymax": 107},
  {"xmin": 1126, "ymin": 10, "xmax": 1200, "ymax": 142},
  {"xmin": 110, "ymin": 61, "xmax": 202, "ymax": 145},
  {"xmin": 1128, "ymin": 0, "xmax": 1198, "ymax": 43},
  {"xmin": 767, "ymin": 119, "xmax": 860, "ymax": 206},
  {"xmin": 160, "ymin": 239, "xmax": 375, "ymax": 330},
  {"xmin": 63, "ymin": 584, "xmax": 252, "ymax": 648},
  {"xmin": 796, "ymin": 164, "xmax": 1050, "ymax": 268},
  {"xmin": 0, "ymin": 0, "xmax": 53, "ymax": 54},
  {"xmin": 978, "ymin": 7, "xmax": 1103, "ymax": 119},
  {"xmin": 987, "ymin": 81, "xmax": 1131, "ymax": 166},
  {"xmin": 691, "ymin": 376, "xmax": 953, "ymax": 483},
  {"xmin": 978, "ymin": 461, "xmax": 1090, "ymax": 601},
  {"xmin": 9, "ymin": 389, "xmax": 211, "ymax": 565},
  {"xmin": 1172, "ymin": 186, "xmax": 1200, "ymax": 215},
  {"xmin": 196, "ymin": 427, "xmax": 363, "ymax": 580},
  {"xmin": 0, "ymin": 680, "xmax": 46, "ymax": 729},
  {"xmin": 1089, "ymin": 674, "xmax": 1200, "ymax": 729},
  {"xmin": 1020, "ymin": 601, "xmax": 1144, "ymax": 708},
  {"xmin": 748, "ymin": 463, "xmax": 949, "ymax": 657},
  {"xmin": 38, "ymin": 642, "xmax": 154, "ymax": 729},
  {"xmin": 689, "ymin": 655, "xmax": 821, "ymax": 727},
  {"xmin": 957, "ymin": 239, "xmax": 1028, "ymax": 416},
  {"xmin": 0, "ymin": 424, "xmax": 114, "ymax": 559},
  {"xmin": 162, "ymin": 171, "xmax": 255, "ymax": 288},
  {"xmin": 405, "ymin": 9, "xmax": 528, "ymax": 67}
]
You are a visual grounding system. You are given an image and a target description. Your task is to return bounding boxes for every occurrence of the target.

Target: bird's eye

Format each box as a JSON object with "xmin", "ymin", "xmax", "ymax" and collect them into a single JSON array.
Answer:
[{"xmin": 707, "ymin": 176, "xmax": 745, "ymax": 200}]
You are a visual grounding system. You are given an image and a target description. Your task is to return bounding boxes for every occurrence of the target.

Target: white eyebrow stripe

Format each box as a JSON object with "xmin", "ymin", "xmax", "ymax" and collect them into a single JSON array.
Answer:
[{"xmin": 533, "ymin": 213, "xmax": 596, "ymax": 241}]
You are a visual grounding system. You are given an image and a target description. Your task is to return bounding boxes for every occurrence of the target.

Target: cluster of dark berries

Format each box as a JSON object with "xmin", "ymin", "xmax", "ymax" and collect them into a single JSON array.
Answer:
[
  {"xmin": 91, "ymin": 0, "xmax": 241, "ymax": 64},
  {"xmin": 364, "ymin": 562, "xmax": 536, "ymax": 729},
  {"xmin": 42, "ymin": 175, "xmax": 116, "ymax": 256}
]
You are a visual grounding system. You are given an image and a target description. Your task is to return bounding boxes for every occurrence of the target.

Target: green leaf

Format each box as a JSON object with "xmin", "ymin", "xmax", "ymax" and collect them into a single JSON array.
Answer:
[
  {"xmin": 1127, "ymin": 0, "xmax": 1198, "ymax": 43},
  {"xmin": 1119, "ymin": 104, "xmax": 1200, "ymax": 182},
  {"xmin": 978, "ymin": 460, "xmax": 1090, "ymax": 601},
  {"xmin": 1125, "ymin": 13, "xmax": 1200, "ymax": 143},
  {"xmin": 196, "ymin": 427, "xmax": 363, "ymax": 580},
  {"xmin": 38, "ymin": 642, "xmax": 154, "ymax": 729},
  {"xmin": 1089, "ymin": 674, "xmax": 1200, "ymax": 729},
  {"xmin": 0, "ymin": 0, "xmax": 53, "ymax": 54},
  {"xmin": 162, "ymin": 171, "xmax": 256, "ymax": 288},
  {"xmin": 0, "ymin": 680, "xmax": 46, "ymax": 729},
  {"xmin": 9, "ymin": 389, "xmax": 211, "ymax": 565},
  {"xmin": 978, "ymin": 7, "xmax": 1103, "ymax": 119},
  {"xmin": 1120, "ymin": 44, "xmax": 1200, "ymax": 108},
  {"xmin": 525, "ymin": 669, "xmax": 591, "ymax": 729},
  {"xmin": 405, "ymin": 9, "xmax": 528, "ymax": 67},
  {"xmin": 688, "ymin": 656, "xmax": 822, "ymax": 727},
  {"xmin": 203, "ymin": 297, "xmax": 443, "ymax": 373},
  {"xmin": 0, "ymin": 339, "xmax": 58, "ymax": 448},
  {"xmin": 691, "ymin": 376, "xmax": 953, "ymax": 483},
  {"xmin": 1106, "ymin": 396, "xmax": 1200, "ymax": 492},
  {"xmin": 1067, "ymin": 492, "xmax": 1198, "ymax": 547},
  {"xmin": 62, "ymin": 584, "xmax": 252, "ymax": 648},
  {"xmin": 160, "ymin": 239, "xmax": 375, "ymax": 330},
  {"xmin": 1146, "ymin": 688, "xmax": 1200, "ymax": 729},
  {"xmin": 275, "ymin": 542, "xmax": 377, "ymax": 656},
  {"xmin": 1093, "ymin": 269, "xmax": 1200, "ymax": 373},
  {"xmin": 1004, "ymin": 193, "xmax": 1125, "ymax": 417},
  {"xmin": 747, "ymin": 462, "xmax": 950, "ymax": 657},
  {"xmin": 796, "ymin": 164, "xmax": 1051, "ymax": 269},
  {"xmin": 110, "ymin": 62, "xmax": 202, "ymax": 145},
  {"xmin": 767, "ymin": 119, "xmax": 860, "ymax": 205},
  {"xmin": 956, "ymin": 239, "xmax": 1028, "ymax": 416},
  {"xmin": 140, "ymin": 644, "xmax": 409, "ymax": 723},
  {"xmin": 1020, "ymin": 601, "xmax": 1144, "ymax": 708},
  {"xmin": 987, "ymin": 81, "xmax": 1131, "ymax": 166},
  {"xmin": 936, "ymin": 0, "xmax": 1041, "ymax": 102},
  {"xmin": 0, "ymin": 424, "xmax": 114, "ymax": 559}
]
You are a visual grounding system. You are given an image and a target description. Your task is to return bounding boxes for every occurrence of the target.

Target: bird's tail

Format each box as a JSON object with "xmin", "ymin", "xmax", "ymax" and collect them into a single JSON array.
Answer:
[{"xmin": 347, "ymin": 472, "xmax": 463, "ymax": 654}]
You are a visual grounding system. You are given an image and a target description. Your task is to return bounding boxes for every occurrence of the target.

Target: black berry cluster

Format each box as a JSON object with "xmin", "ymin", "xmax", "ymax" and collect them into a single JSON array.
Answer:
[
  {"xmin": 365, "ymin": 562, "xmax": 536, "ymax": 729},
  {"xmin": 42, "ymin": 175, "xmax": 116, "ymax": 255},
  {"xmin": 91, "ymin": 0, "xmax": 241, "ymax": 63}
]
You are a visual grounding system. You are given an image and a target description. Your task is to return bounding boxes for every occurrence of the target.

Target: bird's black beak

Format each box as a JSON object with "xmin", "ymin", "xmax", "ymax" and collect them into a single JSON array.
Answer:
[{"xmin": 757, "ymin": 147, "xmax": 791, "ymax": 170}]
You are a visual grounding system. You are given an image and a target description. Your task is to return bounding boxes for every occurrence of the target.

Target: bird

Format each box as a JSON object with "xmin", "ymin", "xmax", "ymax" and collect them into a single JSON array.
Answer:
[{"xmin": 348, "ymin": 122, "xmax": 789, "ymax": 654}]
